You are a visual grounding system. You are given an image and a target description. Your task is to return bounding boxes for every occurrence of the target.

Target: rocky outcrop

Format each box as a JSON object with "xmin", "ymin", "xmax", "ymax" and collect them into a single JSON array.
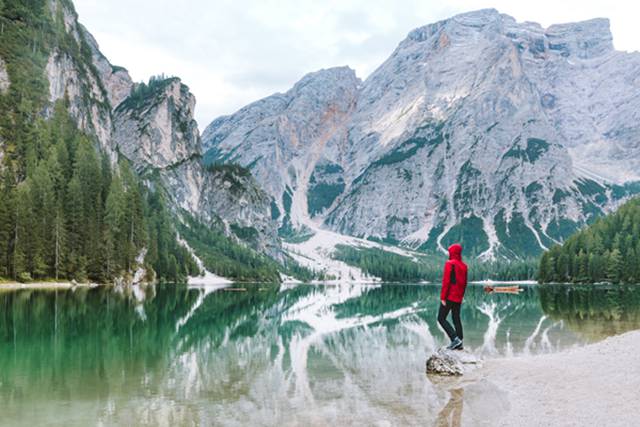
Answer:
[
  {"xmin": 45, "ymin": 48, "xmax": 115, "ymax": 152},
  {"xmin": 0, "ymin": 56, "xmax": 9, "ymax": 95},
  {"xmin": 203, "ymin": 9, "xmax": 640, "ymax": 259},
  {"xmin": 36, "ymin": 0, "xmax": 282, "ymax": 261},
  {"xmin": 426, "ymin": 349, "xmax": 481, "ymax": 376},
  {"xmin": 199, "ymin": 166, "xmax": 281, "ymax": 256},
  {"xmin": 41, "ymin": 1, "xmax": 130, "ymax": 154},
  {"xmin": 81, "ymin": 26, "xmax": 133, "ymax": 108},
  {"xmin": 114, "ymin": 78, "xmax": 200, "ymax": 172},
  {"xmin": 113, "ymin": 77, "xmax": 281, "ymax": 258},
  {"xmin": 202, "ymin": 67, "xmax": 361, "ymax": 227}
]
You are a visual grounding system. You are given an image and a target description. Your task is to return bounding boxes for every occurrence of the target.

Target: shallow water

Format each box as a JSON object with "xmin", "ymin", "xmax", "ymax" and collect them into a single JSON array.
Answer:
[{"xmin": 0, "ymin": 283, "xmax": 639, "ymax": 426}]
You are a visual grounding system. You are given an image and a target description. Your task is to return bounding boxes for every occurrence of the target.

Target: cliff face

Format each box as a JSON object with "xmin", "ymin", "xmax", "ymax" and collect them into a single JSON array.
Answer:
[
  {"xmin": 203, "ymin": 9, "xmax": 640, "ymax": 259},
  {"xmin": 29, "ymin": 0, "xmax": 281, "ymax": 260},
  {"xmin": 202, "ymin": 66, "xmax": 361, "ymax": 228},
  {"xmin": 114, "ymin": 78, "xmax": 200, "ymax": 172},
  {"xmin": 113, "ymin": 78, "xmax": 280, "ymax": 257}
]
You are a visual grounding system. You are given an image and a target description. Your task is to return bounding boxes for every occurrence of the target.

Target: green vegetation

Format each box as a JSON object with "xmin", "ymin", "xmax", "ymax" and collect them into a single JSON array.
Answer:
[
  {"xmin": 538, "ymin": 197, "xmax": 640, "ymax": 283},
  {"xmin": 281, "ymin": 227, "xmax": 315, "ymax": 244},
  {"xmin": 307, "ymin": 162, "xmax": 345, "ymax": 217},
  {"xmin": 0, "ymin": 1, "xmax": 295, "ymax": 285},
  {"xmin": 370, "ymin": 126, "xmax": 444, "ymax": 168},
  {"xmin": 230, "ymin": 223, "xmax": 259, "ymax": 242},
  {"xmin": 115, "ymin": 74, "xmax": 176, "ymax": 112},
  {"xmin": 334, "ymin": 244, "xmax": 539, "ymax": 282},
  {"xmin": 441, "ymin": 216, "xmax": 490, "ymax": 256},
  {"xmin": 278, "ymin": 187, "xmax": 295, "ymax": 237},
  {"xmin": 204, "ymin": 162, "xmax": 252, "ymax": 196},
  {"xmin": 452, "ymin": 160, "xmax": 484, "ymax": 215},
  {"xmin": 307, "ymin": 182, "xmax": 344, "ymax": 216},
  {"xmin": 205, "ymin": 162, "xmax": 251, "ymax": 179},
  {"xmin": 333, "ymin": 245, "xmax": 434, "ymax": 282},
  {"xmin": 145, "ymin": 189, "xmax": 200, "ymax": 283},
  {"xmin": 177, "ymin": 213, "xmax": 321, "ymax": 282},
  {"xmin": 546, "ymin": 218, "xmax": 579, "ymax": 242},
  {"xmin": 494, "ymin": 210, "xmax": 542, "ymax": 257},
  {"xmin": 0, "ymin": 104, "xmax": 198, "ymax": 283},
  {"xmin": 176, "ymin": 213, "xmax": 281, "ymax": 282},
  {"xmin": 540, "ymin": 284, "xmax": 640, "ymax": 339},
  {"xmin": 503, "ymin": 137, "xmax": 549, "ymax": 162},
  {"xmin": 467, "ymin": 257, "xmax": 539, "ymax": 281},
  {"xmin": 1, "ymin": 0, "xmax": 59, "ymax": 175}
]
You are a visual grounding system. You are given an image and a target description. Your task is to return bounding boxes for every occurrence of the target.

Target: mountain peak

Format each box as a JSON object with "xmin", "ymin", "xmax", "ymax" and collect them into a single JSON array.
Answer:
[
  {"xmin": 545, "ymin": 18, "xmax": 613, "ymax": 58},
  {"xmin": 404, "ymin": 9, "xmax": 505, "ymax": 44},
  {"xmin": 403, "ymin": 11, "xmax": 614, "ymax": 59},
  {"xmin": 291, "ymin": 66, "xmax": 360, "ymax": 92}
]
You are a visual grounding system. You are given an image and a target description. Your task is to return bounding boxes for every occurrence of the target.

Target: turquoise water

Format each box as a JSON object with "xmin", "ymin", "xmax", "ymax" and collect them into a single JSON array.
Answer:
[{"xmin": 0, "ymin": 283, "xmax": 638, "ymax": 426}]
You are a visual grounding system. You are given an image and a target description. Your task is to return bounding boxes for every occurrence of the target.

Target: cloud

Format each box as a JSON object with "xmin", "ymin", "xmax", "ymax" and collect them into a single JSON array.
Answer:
[{"xmin": 73, "ymin": 0, "xmax": 639, "ymax": 130}]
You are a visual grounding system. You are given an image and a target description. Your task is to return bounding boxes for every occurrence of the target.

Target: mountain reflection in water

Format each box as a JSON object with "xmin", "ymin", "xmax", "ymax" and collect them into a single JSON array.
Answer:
[{"xmin": 0, "ymin": 283, "xmax": 638, "ymax": 426}]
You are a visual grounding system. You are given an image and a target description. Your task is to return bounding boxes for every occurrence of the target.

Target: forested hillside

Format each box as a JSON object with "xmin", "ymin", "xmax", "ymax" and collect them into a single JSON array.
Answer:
[
  {"xmin": 538, "ymin": 198, "xmax": 640, "ymax": 283},
  {"xmin": 333, "ymin": 245, "xmax": 538, "ymax": 282},
  {"xmin": 0, "ymin": 102, "xmax": 198, "ymax": 282},
  {"xmin": 0, "ymin": 0, "xmax": 228, "ymax": 283}
]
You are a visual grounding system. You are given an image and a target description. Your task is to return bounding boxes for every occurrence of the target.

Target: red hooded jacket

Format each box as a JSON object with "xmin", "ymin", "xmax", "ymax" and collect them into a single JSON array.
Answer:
[{"xmin": 440, "ymin": 244, "xmax": 468, "ymax": 303}]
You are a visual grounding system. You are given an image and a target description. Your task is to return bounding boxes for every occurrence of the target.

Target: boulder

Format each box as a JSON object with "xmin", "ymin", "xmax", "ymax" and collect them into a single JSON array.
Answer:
[{"xmin": 426, "ymin": 348, "xmax": 481, "ymax": 376}]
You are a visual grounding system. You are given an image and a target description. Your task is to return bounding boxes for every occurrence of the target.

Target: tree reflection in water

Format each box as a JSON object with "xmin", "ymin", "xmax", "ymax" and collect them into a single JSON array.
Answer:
[
  {"xmin": 539, "ymin": 284, "xmax": 640, "ymax": 341},
  {"xmin": 0, "ymin": 283, "xmax": 638, "ymax": 426}
]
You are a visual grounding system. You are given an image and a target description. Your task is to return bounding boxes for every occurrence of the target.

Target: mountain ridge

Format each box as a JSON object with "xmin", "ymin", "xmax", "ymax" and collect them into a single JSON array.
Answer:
[{"xmin": 202, "ymin": 9, "xmax": 640, "ymax": 260}]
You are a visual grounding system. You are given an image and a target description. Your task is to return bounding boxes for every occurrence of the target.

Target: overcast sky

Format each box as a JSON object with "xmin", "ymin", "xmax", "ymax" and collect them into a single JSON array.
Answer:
[{"xmin": 74, "ymin": 0, "xmax": 639, "ymax": 130}]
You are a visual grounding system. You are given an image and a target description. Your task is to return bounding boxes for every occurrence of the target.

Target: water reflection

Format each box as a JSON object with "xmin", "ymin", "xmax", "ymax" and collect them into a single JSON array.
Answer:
[
  {"xmin": 539, "ymin": 284, "xmax": 640, "ymax": 341},
  {"xmin": 0, "ymin": 283, "xmax": 638, "ymax": 426},
  {"xmin": 436, "ymin": 388, "xmax": 463, "ymax": 427}
]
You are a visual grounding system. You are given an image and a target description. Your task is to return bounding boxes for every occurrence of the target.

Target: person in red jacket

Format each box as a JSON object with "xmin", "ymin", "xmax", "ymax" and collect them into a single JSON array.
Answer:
[{"xmin": 438, "ymin": 243, "xmax": 468, "ymax": 350}]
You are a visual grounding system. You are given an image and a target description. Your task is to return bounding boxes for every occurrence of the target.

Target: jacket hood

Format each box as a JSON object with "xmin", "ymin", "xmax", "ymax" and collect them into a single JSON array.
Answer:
[{"xmin": 448, "ymin": 243, "xmax": 462, "ymax": 261}]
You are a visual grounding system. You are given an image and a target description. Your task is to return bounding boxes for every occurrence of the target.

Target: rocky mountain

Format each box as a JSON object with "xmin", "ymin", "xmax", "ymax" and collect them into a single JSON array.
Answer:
[
  {"xmin": 113, "ymin": 77, "xmax": 280, "ymax": 257},
  {"xmin": 48, "ymin": 0, "xmax": 280, "ymax": 256},
  {"xmin": 203, "ymin": 9, "xmax": 640, "ymax": 260}
]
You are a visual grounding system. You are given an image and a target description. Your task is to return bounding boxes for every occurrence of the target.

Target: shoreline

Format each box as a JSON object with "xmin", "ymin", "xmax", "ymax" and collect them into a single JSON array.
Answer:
[
  {"xmin": 0, "ymin": 281, "xmax": 105, "ymax": 291},
  {"xmin": 464, "ymin": 330, "xmax": 640, "ymax": 426}
]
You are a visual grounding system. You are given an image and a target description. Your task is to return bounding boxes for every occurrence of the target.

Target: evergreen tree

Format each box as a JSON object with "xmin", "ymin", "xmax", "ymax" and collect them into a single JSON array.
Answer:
[
  {"xmin": 0, "ymin": 166, "xmax": 16, "ymax": 277},
  {"xmin": 607, "ymin": 249, "xmax": 623, "ymax": 283},
  {"xmin": 104, "ymin": 174, "xmax": 126, "ymax": 277},
  {"xmin": 13, "ymin": 182, "xmax": 33, "ymax": 281},
  {"xmin": 538, "ymin": 197, "xmax": 640, "ymax": 283},
  {"xmin": 64, "ymin": 175, "xmax": 86, "ymax": 281}
]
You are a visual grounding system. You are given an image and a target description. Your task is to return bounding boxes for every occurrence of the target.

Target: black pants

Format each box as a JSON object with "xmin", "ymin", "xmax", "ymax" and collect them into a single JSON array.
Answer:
[{"xmin": 438, "ymin": 300, "xmax": 463, "ymax": 341}]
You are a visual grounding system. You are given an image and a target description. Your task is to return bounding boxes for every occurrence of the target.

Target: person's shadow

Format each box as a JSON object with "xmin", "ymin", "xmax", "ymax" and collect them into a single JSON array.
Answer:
[{"xmin": 435, "ymin": 387, "xmax": 464, "ymax": 427}]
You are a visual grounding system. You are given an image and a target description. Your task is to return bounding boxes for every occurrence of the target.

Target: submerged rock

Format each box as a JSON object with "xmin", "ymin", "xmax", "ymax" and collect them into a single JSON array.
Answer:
[{"xmin": 426, "ymin": 348, "xmax": 481, "ymax": 376}]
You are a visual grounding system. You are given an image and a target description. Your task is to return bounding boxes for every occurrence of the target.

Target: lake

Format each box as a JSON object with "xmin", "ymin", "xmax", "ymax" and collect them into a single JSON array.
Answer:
[{"xmin": 1, "ymin": 283, "xmax": 639, "ymax": 426}]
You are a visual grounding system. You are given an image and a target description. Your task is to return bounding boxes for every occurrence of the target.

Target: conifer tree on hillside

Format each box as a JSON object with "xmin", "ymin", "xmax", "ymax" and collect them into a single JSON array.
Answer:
[{"xmin": 539, "ymin": 198, "xmax": 640, "ymax": 284}]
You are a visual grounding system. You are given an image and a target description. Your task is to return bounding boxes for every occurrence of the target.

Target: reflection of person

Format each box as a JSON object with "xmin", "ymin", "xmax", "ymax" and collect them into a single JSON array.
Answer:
[
  {"xmin": 438, "ymin": 244, "xmax": 468, "ymax": 350},
  {"xmin": 435, "ymin": 388, "xmax": 464, "ymax": 427}
]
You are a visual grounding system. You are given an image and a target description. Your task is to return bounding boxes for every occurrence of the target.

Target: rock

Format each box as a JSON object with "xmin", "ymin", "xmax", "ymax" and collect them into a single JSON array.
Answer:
[
  {"xmin": 0, "ymin": 56, "xmax": 10, "ymax": 95},
  {"xmin": 113, "ymin": 77, "xmax": 282, "ymax": 259},
  {"xmin": 426, "ymin": 348, "xmax": 481, "ymax": 376},
  {"xmin": 29, "ymin": 1, "xmax": 282, "ymax": 263},
  {"xmin": 202, "ymin": 9, "xmax": 640, "ymax": 259},
  {"xmin": 201, "ymin": 66, "xmax": 360, "ymax": 227},
  {"xmin": 114, "ymin": 78, "xmax": 200, "ymax": 171},
  {"xmin": 80, "ymin": 25, "xmax": 134, "ymax": 108}
]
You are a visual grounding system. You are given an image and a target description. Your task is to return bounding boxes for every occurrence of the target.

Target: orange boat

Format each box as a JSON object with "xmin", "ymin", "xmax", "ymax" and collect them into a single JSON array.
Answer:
[{"xmin": 483, "ymin": 285, "xmax": 522, "ymax": 294}]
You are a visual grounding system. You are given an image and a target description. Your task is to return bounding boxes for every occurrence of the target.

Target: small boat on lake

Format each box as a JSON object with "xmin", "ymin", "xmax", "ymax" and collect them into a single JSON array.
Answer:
[{"xmin": 483, "ymin": 285, "xmax": 522, "ymax": 294}]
